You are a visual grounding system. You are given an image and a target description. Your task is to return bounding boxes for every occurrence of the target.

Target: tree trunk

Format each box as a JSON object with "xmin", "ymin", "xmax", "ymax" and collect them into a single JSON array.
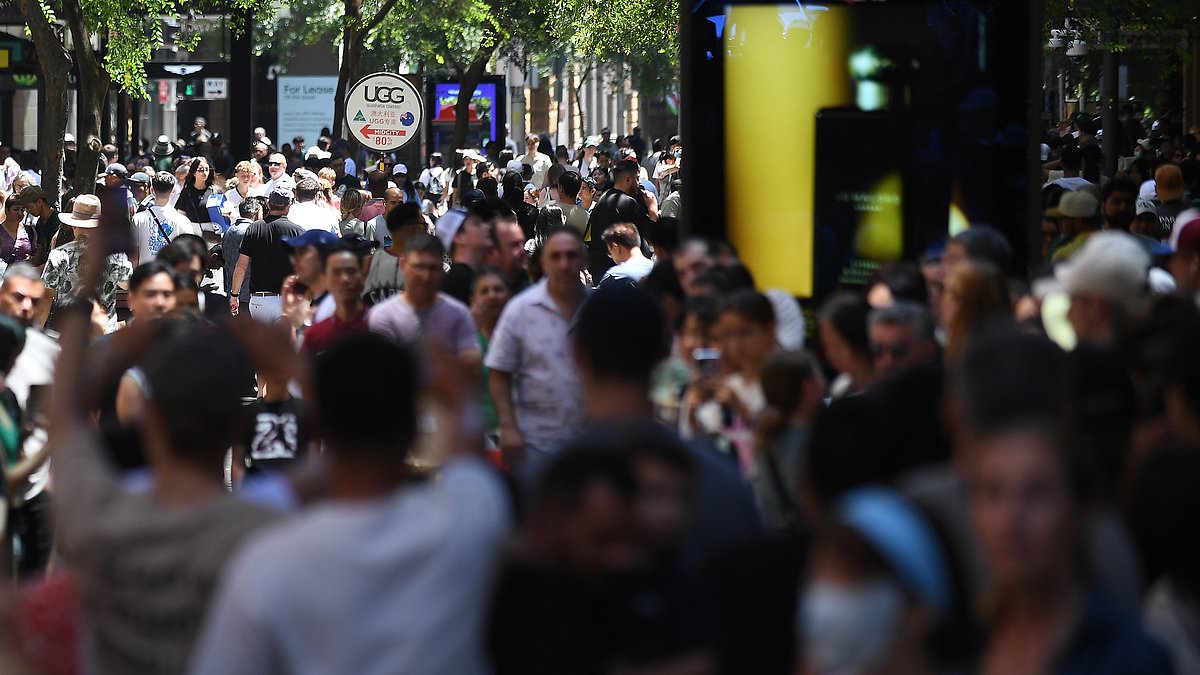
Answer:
[
  {"xmin": 15, "ymin": 0, "xmax": 72, "ymax": 207},
  {"xmin": 1101, "ymin": 40, "xmax": 1120, "ymax": 178},
  {"xmin": 61, "ymin": 0, "xmax": 109, "ymax": 196},
  {"xmin": 452, "ymin": 34, "xmax": 498, "ymax": 151},
  {"xmin": 332, "ymin": 0, "xmax": 363, "ymax": 140}
]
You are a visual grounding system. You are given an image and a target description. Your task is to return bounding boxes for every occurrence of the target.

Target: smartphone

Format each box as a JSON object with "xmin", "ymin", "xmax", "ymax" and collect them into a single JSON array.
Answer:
[
  {"xmin": 692, "ymin": 347, "xmax": 721, "ymax": 377},
  {"xmin": 25, "ymin": 384, "xmax": 50, "ymax": 430}
]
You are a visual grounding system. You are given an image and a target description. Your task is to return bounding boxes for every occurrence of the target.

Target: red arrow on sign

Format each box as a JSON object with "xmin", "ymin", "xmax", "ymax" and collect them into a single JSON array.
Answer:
[{"xmin": 358, "ymin": 124, "xmax": 407, "ymax": 138}]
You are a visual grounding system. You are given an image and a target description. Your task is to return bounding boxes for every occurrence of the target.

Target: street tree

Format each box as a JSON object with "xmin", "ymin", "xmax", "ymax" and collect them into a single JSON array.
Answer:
[
  {"xmin": 14, "ymin": 0, "xmax": 260, "ymax": 202},
  {"xmin": 1044, "ymin": 0, "xmax": 1198, "ymax": 174}
]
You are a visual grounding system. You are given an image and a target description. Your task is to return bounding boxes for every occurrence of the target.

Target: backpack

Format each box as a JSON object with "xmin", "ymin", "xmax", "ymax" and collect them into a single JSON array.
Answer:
[{"xmin": 427, "ymin": 167, "xmax": 445, "ymax": 195}]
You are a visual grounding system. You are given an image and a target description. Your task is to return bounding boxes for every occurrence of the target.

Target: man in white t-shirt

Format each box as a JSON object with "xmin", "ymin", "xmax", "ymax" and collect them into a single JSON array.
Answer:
[
  {"xmin": 131, "ymin": 171, "xmax": 201, "ymax": 265},
  {"xmin": 517, "ymin": 133, "xmax": 553, "ymax": 190},
  {"xmin": 262, "ymin": 153, "xmax": 293, "ymax": 195},
  {"xmin": 285, "ymin": 175, "xmax": 339, "ymax": 234}
]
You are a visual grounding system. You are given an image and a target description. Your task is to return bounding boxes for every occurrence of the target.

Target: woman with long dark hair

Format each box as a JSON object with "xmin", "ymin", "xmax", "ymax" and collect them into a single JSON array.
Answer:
[
  {"xmin": 501, "ymin": 170, "xmax": 537, "ymax": 238},
  {"xmin": 175, "ymin": 156, "xmax": 222, "ymax": 226}
]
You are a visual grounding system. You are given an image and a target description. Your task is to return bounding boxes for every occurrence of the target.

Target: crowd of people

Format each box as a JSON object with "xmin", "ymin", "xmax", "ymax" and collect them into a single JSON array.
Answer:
[{"xmin": 0, "ymin": 116, "xmax": 1195, "ymax": 675}]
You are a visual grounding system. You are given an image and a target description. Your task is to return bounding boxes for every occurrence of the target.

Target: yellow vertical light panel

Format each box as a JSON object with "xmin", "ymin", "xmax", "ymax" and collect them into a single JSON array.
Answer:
[{"xmin": 724, "ymin": 5, "xmax": 851, "ymax": 297}]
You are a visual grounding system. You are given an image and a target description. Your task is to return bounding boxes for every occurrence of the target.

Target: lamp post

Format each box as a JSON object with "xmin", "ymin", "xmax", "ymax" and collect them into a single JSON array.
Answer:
[{"xmin": 1048, "ymin": 16, "xmax": 1118, "ymax": 176}]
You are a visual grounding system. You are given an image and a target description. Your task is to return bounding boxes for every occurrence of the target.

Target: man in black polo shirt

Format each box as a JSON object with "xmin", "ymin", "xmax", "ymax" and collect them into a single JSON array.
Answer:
[
  {"xmin": 230, "ymin": 185, "xmax": 304, "ymax": 322},
  {"xmin": 585, "ymin": 159, "xmax": 657, "ymax": 282}
]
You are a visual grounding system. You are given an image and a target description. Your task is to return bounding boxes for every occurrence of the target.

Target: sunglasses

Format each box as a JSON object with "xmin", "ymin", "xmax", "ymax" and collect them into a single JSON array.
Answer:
[
  {"xmin": 268, "ymin": 161, "xmax": 283, "ymax": 166},
  {"xmin": 195, "ymin": 166, "xmax": 210, "ymax": 172}
]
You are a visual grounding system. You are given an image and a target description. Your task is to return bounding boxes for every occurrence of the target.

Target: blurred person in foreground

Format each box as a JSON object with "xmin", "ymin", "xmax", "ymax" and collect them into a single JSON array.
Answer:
[
  {"xmin": 490, "ymin": 426, "xmax": 716, "ymax": 675},
  {"xmin": 46, "ymin": 242, "xmax": 285, "ymax": 672},
  {"xmin": 192, "ymin": 333, "xmax": 511, "ymax": 675},
  {"xmin": 967, "ymin": 416, "xmax": 1171, "ymax": 674},
  {"xmin": 801, "ymin": 487, "xmax": 971, "ymax": 675}
]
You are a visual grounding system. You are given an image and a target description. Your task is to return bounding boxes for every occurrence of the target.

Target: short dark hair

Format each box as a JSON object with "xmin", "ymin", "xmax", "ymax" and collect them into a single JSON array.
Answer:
[
  {"xmin": 601, "ymin": 222, "xmax": 640, "ymax": 250},
  {"xmin": 869, "ymin": 300, "xmax": 937, "ymax": 345},
  {"xmin": 1102, "ymin": 176, "xmax": 1138, "ymax": 201},
  {"xmin": 571, "ymin": 283, "xmax": 667, "ymax": 382},
  {"xmin": 471, "ymin": 266, "xmax": 511, "ymax": 296},
  {"xmin": 612, "ymin": 159, "xmax": 640, "ymax": 178},
  {"xmin": 405, "ymin": 231, "xmax": 445, "ymax": 258},
  {"xmin": 544, "ymin": 225, "xmax": 584, "ymax": 246},
  {"xmin": 155, "ymin": 240, "xmax": 198, "ymax": 269},
  {"xmin": 386, "ymin": 202, "xmax": 423, "ymax": 234},
  {"xmin": 819, "ymin": 291, "xmax": 872, "ymax": 360},
  {"xmin": 806, "ymin": 394, "xmax": 897, "ymax": 509},
  {"xmin": 321, "ymin": 240, "xmax": 366, "ymax": 271},
  {"xmin": 953, "ymin": 327, "xmax": 1072, "ymax": 438},
  {"xmin": 720, "ymin": 290, "xmax": 775, "ymax": 327},
  {"xmin": 533, "ymin": 442, "xmax": 637, "ymax": 513},
  {"xmin": 141, "ymin": 327, "xmax": 252, "ymax": 467},
  {"xmin": 238, "ymin": 198, "xmax": 262, "ymax": 218},
  {"xmin": 476, "ymin": 197, "xmax": 516, "ymax": 223},
  {"xmin": 952, "ymin": 226, "xmax": 1012, "ymax": 274},
  {"xmin": 312, "ymin": 332, "xmax": 418, "ymax": 457},
  {"xmin": 558, "ymin": 170, "xmax": 582, "ymax": 200},
  {"xmin": 129, "ymin": 261, "xmax": 179, "ymax": 293},
  {"xmin": 151, "ymin": 171, "xmax": 175, "ymax": 195}
]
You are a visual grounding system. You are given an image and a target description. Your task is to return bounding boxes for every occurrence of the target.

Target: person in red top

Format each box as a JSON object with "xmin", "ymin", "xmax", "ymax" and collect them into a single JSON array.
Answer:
[{"xmin": 302, "ymin": 243, "xmax": 368, "ymax": 355}]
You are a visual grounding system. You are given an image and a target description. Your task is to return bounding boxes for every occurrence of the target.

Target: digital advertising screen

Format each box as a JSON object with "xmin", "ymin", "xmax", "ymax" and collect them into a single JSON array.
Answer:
[
  {"xmin": 432, "ymin": 82, "xmax": 498, "ymax": 142},
  {"xmin": 685, "ymin": 0, "xmax": 1040, "ymax": 298}
]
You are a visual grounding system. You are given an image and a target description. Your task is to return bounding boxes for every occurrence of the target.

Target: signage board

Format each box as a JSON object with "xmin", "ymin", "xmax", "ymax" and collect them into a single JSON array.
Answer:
[
  {"xmin": 203, "ymin": 77, "xmax": 227, "ymax": 100},
  {"xmin": 277, "ymin": 76, "xmax": 339, "ymax": 151},
  {"xmin": 345, "ymin": 72, "xmax": 422, "ymax": 152}
]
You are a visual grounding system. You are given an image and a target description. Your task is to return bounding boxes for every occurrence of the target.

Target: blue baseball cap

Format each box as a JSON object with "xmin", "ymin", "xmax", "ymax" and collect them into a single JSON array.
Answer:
[{"xmin": 281, "ymin": 229, "xmax": 340, "ymax": 250}]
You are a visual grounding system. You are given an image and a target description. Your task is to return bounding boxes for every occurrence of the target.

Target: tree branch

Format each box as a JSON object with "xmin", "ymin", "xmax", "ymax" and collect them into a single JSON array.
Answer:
[{"xmin": 363, "ymin": 0, "xmax": 403, "ymax": 36}]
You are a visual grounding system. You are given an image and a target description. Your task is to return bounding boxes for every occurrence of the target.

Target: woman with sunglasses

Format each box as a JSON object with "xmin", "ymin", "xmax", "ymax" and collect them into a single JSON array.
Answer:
[{"xmin": 175, "ymin": 157, "xmax": 223, "ymax": 228}]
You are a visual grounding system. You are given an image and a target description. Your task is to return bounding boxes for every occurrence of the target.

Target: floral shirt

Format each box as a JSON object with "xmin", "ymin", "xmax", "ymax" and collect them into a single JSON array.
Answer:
[{"xmin": 42, "ymin": 239, "xmax": 132, "ymax": 318}]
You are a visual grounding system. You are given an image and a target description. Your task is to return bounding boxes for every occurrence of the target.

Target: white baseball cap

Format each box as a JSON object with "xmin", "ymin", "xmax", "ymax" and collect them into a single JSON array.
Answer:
[
  {"xmin": 1053, "ymin": 231, "xmax": 1150, "ymax": 310},
  {"xmin": 435, "ymin": 209, "xmax": 468, "ymax": 249}
]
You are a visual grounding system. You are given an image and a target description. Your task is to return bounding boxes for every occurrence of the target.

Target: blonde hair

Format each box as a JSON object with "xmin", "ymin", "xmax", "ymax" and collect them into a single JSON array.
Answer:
[
  {"xmin": 340, "ymin": 188, "xmax": 367, "ymax": 221},
  {"xmin": 234, "ymin": 160, "xmax": 262, "ymax": 183}
]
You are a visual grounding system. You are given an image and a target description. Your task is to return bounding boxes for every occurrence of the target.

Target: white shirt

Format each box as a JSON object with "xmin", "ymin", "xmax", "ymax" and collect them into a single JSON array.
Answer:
[
  {"xmin": 189, "ymin": 458, "xmax": 510, "ymax": 675},
  {"xmin": 516, "ymin": 151, "xmax": 553, "ymax": 190},
  {"xmin": 223, "ymin": 185, "xmax": 266, "ymax": 217},
  {"xmin": 132, "ymin": 202, "xmax": 199, "ymax": 263},
  {"xmin": 418, "ymin": 166, "xmax": 448, "ymax": 195},
  {"xmin": 286, "ymin": 201, "xmax": 339, "ymax": 234},
  {"xmin": 1045, "ymin": 176, "xmax": 1096, "ymax": 192},
  {"xmin": 263, "ymin": 175, "xmax": 295, "ymax": 196}
]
